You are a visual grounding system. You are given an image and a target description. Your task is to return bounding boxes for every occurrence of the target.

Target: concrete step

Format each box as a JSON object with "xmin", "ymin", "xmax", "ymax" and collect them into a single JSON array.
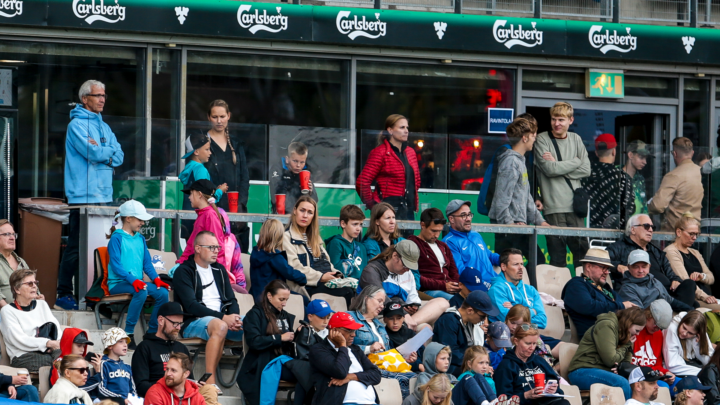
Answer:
[
  {"xmin": 217, "ymin": 396, "xmax": 244, "ymax": 405},
  {"xmin": 52, "ymin": 309, "xmax": 147, "ymax": 341}
]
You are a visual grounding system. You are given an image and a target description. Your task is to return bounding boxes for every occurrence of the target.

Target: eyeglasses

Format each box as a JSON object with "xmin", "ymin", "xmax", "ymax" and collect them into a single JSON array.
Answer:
[
  {"xmin": 198, "ymin": 245, "xmax": 221, "ymax": 252},
  {"xmin": 21, "ymin": 281, "xmax": 39, "ymax": 287},
  {"xmin": 520, "ymin": 323, "xmax": 539, "ymax": 331},
  {"xmin": 86, "ymin": 94, "xmax": 107, "ymax": 100},
  {"xmin": 634, "ymin": 223, "xmax": 655, "ymax": 231},
  {"xmin": 682, "ymin": 229, "xmax": 700, "ymax": 238},
  {"xmin": 68, "ymin": 367, "xmax": 89, "ymax": 374},
  {"xmin": 0, "ymin": 233, "xmax": 17, "ymax": 239},
  {"xmin": 452, "ymin": 213, "xmax": 474, "ymax": 220},
  {"xmin": 163, "ymin": 318, "xmax": 184, "ymax": 329}
]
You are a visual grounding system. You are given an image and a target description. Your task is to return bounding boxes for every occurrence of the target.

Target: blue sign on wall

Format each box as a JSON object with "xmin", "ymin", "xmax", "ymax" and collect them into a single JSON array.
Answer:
[{"xmin": 488, "ymin": 108, "xmax": 514, "ymax": 134}]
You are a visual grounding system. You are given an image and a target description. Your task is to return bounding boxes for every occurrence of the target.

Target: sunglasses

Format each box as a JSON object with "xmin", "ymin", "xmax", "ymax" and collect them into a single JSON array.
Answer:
[
  {"xmin": 520, "ymin": 324, "xmax": 539, "ymax": 331},
  {"xmin": 634, "ymin": 223, "xmax": 655, "ymax": 231},
  {"xmin": 68, "ymin": 367, "xmax": 90, "ymax": 374},
  {"xmin": 21, "ymin": 281, "xmax": 39, "ymax": 287}
]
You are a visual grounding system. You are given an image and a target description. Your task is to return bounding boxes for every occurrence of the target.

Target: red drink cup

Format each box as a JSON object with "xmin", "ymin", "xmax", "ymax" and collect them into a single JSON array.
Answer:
[
  {"xmin": 299, "ymin": 170, "xmax": 311, "ymax": 195},
  {"xmin": 533, "ymin": 373, "xmax": 545, "ymax": 390},
  {"xmin": 276, "ymin": 194, "xmax": 286, "ymax": 215},
  {"xmin": 227, "ymin": 191, "xmax": 239, "ymax": 213}
]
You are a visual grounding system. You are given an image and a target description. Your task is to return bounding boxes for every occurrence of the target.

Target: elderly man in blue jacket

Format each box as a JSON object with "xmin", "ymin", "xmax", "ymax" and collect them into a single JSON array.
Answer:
[
  {"xmin": 488, "ymin": 248, "xmax": 547, "ymax": 328},
  {"xmin": 444, "ymin": 200, "xmax": 499, "ymax": 290},
  {"xmin": 57, "ymin": 79, "xmax": 124, "ymax": 310}
]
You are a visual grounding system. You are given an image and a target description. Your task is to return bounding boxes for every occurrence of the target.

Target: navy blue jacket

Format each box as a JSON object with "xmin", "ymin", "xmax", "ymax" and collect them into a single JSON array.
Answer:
[
  {"xmin": 561, "ymin": 276, "xmax": 624, "ymax": 339},
  {"xmin": 249, "ymin": 246, "xmax": 307, "ymax": 303},
  {"xmin": 432, "ymin": 311, "xmax": 468, "ymax": 376},
  {"xmin": 494, "ymin": 347, "xmax": 564, "ymax": 405},
  {"xmin": 453, "ymin": 372, "xmax": 497, "ymax": 405}
]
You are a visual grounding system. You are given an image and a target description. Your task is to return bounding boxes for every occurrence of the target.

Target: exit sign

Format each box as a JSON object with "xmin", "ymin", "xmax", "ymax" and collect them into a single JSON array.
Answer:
[{"xmin": 586, "ymin": 69, "xmax": 624, "ymax": 99}]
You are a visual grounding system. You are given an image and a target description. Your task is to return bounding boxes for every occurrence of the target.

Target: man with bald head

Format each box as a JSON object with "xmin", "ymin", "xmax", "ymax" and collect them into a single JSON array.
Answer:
[{"xmin": 607, "ymin": 214, "xmax": 697, "ymax": 308}]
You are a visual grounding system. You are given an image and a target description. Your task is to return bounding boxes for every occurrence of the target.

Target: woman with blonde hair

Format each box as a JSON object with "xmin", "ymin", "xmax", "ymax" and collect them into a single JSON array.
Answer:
[
  {"xmin": 402, "ymin": 370, "xmax": 453, "ymax": 405},
  {"xmin": 44, "ymin": 354, "xmax": 93, "ymax": 405},
  {"xmin": 664, "ymin": 310, "xmax": 714, "ymax": 377},
  {"xmin": 665, "ymin": 212, "xmax": 719, "ymax": 309},
  {"xmin": 283, "ymin": 196, "xmax": 356, "ymax": 306},
  {"xmin": 363, "ymin": 202, "xmax": 406, "ymax": 259},
  {"xmin": 673, "ymin": 376, "xmax": 710, "ymax": 405},
  {"xmin": 357, "ymin": 114, "xmax": 420, "ymax": 224},
  {"xmin": 249, "ymin": 219, "xmax": 307, "ymax": 303}
]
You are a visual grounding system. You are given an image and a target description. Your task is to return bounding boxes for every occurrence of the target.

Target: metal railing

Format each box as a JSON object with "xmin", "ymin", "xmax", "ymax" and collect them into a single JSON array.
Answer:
[
  {"xmin": 621, "ymin": 0, "xmax": 690, "ymax": 23},
  {"xmin": 698, "ymin": 0, "xmax": 720, "ymax": 24},
  {"xmin": 464, "ymin": 0, "xmax": 534, "ymax": 15},
  {"xmin": 541, "ymin": 0, "xmax": 612, "ymax": 19}
]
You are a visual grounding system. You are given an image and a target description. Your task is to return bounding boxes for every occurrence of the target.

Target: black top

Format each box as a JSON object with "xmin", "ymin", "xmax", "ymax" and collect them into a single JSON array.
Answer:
[
  {"xmin": 131, "ymin": 333, "xmax": 193, "ymax": 397},
  {"xmin": 205, "ymin": 134, "xmax": 250, "ymax": 211},
  {"xmin": 390, "ymin": 142, "xmax": 416, "ymax": 210},
  {"xmin": 681, "ymin": 251, "xmax": 704, "ymax": 277}
]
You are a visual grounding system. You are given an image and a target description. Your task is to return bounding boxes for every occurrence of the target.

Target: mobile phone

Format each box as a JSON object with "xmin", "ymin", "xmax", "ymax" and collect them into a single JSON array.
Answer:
[
  {"xmin": 198, "ymin": 373, "xmax": 212, "ymax": 383},
  {"xmin": 85, "ymin": 352, "xmax": 99, "ymax": 363}
]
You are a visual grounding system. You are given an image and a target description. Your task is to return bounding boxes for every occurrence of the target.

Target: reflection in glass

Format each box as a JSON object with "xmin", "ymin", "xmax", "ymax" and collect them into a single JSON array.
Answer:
[{"xmin": 151, "ymin": 49, "xmax": 181, "ymax": 177}]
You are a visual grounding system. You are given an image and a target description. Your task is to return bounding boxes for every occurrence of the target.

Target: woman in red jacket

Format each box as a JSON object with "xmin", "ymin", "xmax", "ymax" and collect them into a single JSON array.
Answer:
[{"xmin": 356, "ymin": 114, "xmax": 421, "ymax": 222}]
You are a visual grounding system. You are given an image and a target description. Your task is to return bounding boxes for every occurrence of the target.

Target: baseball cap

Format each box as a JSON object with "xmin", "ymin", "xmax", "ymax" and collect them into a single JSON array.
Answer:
[
  {"xmin": 115, "ymin": 199, "xmax": 154, "ymax": 222},
  {"xmin": 459, "ymin": 267, "xmax": 486, "ymax": 292},
  {"xmin": 488, "ymin": 322, "xmax": 513, "ymax": 348},
  {"xmin": 627, "ymin": 366, "xmax": 665, "ymax": 384},
  {"xmin": 157, "ymin": 302, "xmax": 191, "ymax": 318},
  {"xmin": 628, "ymin": 140, "xmax": 650, "ymax": 156},
  {"xmin": 328, "ymin": 312, "xmax": 364, "ymax": 330},
  {"xmin": 595, "ymin": 133, "xmax": 617, "ymax": 151},
  {"xmin": 395, "ymin": 240, "xmax": 419, "ymax": 270},
  {"xmin": 182, "ymin": 133, "xmax": 211, "ymax": 159},
  {"xmin": 446, "ymin": 200, "xmax": 471, "ymax": 218},
  {"xmin": 307, "ymin": 299, "xmax": 334, "ymax": 318},
  {"xmin": 383, "ymin": 301, "xmax": 406, "ymax": 318},
  {"xmin": 579, "ymin": 248, "xmax": 614, "ymax": 268},
  {"xmin": 464, "ymin": 290, "xmax": 499, "ymax": 317},
  {"xmin": 628, "ymin": 249, "xmax": 650, "ymax": 265},
  {"xmin": 73, "ymin": 332, "xmax": 94, "ymax": 346},
  {"xmin": 102, "ymin": 327, "xmax": 130, "ymax": 351},
  {"xmin": 182, "ymin": 179, "xmax": 217, "ymax": 196},
  {"xmin": 674, "ymin": 376, "xmax": 712, "ymax": 393},
  {"xmin": 649, "ymin": 299, "xmax": 673, "ymax": 330}
]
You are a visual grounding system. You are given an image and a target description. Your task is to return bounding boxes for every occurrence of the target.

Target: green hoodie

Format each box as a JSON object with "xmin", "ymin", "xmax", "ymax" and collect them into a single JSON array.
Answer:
[
  {"xmin": 568, "ymin": 312, "xmax": 633, "ymax": 373},
  {"xmin": 325, "ymin": 234, "xmax": 367, "ymax": 279}
]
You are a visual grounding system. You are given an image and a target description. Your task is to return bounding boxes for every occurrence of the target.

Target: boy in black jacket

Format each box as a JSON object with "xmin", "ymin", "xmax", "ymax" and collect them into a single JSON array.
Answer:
[
  {"xmin": 309, "ymin": 312, "xmax": 382, "ymax": 405},
  {"xmin": 269, "ymin": 141, "xmax": 319, "ymax": 214}
]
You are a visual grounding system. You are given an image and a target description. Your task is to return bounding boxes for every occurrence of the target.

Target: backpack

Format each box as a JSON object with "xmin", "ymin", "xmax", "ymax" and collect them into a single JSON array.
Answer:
[{"xmin": 477, "ymin": 144, "xmax": 511, "ymax": 215}]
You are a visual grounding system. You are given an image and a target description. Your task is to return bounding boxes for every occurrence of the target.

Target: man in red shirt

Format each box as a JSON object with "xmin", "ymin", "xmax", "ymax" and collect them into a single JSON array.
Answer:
[{"xmin": 631, "ymin": 299, "xmax": 680, "ymax": 393}]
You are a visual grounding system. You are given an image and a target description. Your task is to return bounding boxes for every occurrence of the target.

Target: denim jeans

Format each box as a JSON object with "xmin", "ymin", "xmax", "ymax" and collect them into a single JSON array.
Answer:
[
  {"xmin": 568, "ymin": 368, "xmax": 631, "ymax": 400},
  {"xmin": 109, "ymin": 281, "xmax": 169, "ymax": 334},
  {"xmin": 0, "ymin": 385, "xmax": 41, "ymax": 402},
  {"xmin": 423, "ymin": 290, "xmax": 454, "ymax": 300}
]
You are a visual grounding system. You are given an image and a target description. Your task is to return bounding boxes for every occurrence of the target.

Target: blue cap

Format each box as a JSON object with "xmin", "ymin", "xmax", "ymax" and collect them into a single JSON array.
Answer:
[
  {"xmin": 674, "ymin": 376, "xmax": 712, "ymax": 393},
  {"xmin": 306, "ymin": 299, "xmax": 334, "ymax": 318},
  {"xmin": 464, "ymin": 290, "xmax": 499, "ymax": 317},
  {"xmin": 115, "ymin": 200, "xmax": 153, "ymax": 221},
  {"xmin": 459, "ymin": 267, "xmax": 487, "ymax": 292}
]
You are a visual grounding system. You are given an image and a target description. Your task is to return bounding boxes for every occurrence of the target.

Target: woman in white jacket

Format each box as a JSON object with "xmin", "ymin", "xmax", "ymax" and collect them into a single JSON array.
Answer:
[
  {"xmin": 44, "ymin": 354, "xmax": 93, "ymax": 405},
  {"xmin": 663, "ymin": 311, "xmax": 714, "ymax": 376}
]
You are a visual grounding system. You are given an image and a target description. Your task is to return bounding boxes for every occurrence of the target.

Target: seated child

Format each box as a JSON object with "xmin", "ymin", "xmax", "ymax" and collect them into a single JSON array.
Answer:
[
  {"xmin": 92, "ymin": 328, "xmax": 137, "ymax": 404},
  {"xmin": 455, "ymin": 346, "xmax": 520, "ymax": 405},
  {"xmin": 485, "ymin": 322, "xmax": 513, "ymax": 370},
  {"xmin": 402, "ymin": 373, "xmax": 453, "ymax": 405},
  {"xmin": 326, "ymin": 205, "xmax": 368, "ymax": 279},
  {"xmin": 52, "ymin": 328, "xmax": 101, "ymax": 389},
  {"xmin": 413, "ymin": 343, "xmax": 458, "ymax": 403},
  {"xmin": 383, "ymin": 301, "xmax": 422, "ymax": 371}
]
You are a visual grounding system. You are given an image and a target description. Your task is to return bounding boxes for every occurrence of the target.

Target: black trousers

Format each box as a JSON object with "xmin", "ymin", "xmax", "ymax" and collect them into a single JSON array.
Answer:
[{"xmin": 669, "ymin": 278, "xmax": 699, "ymax": 308}]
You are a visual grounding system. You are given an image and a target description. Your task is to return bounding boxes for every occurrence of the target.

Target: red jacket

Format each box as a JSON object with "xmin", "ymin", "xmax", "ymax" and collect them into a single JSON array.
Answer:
[
  {"xmin": 145, "ymin": 378, "xmax": 206, "ymax": 405},
  {"xmin": 407, "ymin": 235, "xmax": 460, "ymax": 291},
  {"xmin": 356, "ymin": 139, "xmax": 421, "ymax": 211},
  {"xmin": 52, "ymin": 328, "xmax": 89, "ymax": 386},
  {"xmin": 632, "ymin": 327, "xmax": 668, "ymax": 373}
]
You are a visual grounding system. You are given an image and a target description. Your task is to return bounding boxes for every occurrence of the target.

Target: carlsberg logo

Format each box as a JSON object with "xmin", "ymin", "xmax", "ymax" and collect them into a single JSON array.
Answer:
[
  {"xmin": 73, "ymin": 0, "xmax": 125, "ymax": 24},
  {"xmin": 237, "ymin": 5, "xmax": 288, "ymax": 34},
  {"xmin": 0, "ymin": 0, "xmax": 22, "ymax": 18},
  {"xmin": 336, "ymin": 11, "xmax": 387, "ymax": 40},
  {"xmin": 493, "ymin": 20, "xmax": 543, "ymax": 48},
  {"xmin": 589, "ymin": 25, "xmax": 637, "ymax": 54}
]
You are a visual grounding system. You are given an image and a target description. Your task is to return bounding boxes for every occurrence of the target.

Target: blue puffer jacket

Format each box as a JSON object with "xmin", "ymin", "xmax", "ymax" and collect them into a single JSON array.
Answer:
[
  {"xmin": 443, "ymin": 228, "xmax": 499, "ymax": 289},
  {"xmin": 107, "ymin": 229, "xmax": 159, "ymax": 291},
  {"xmin": 64, "ymin": 105, "xmax": 124, "ymax": 204}
]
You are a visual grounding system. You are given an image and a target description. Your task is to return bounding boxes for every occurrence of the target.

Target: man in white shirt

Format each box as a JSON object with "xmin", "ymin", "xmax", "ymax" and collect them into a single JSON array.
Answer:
[
  {"xmin": 172, "ymin": 231, "xmax": 243, "ymax": 388},
  {"xmin": 309, "ymin": 312, "xmax": 382, "ymax": 405},
  {"xmin": 623, "ymin": 365, "xmax": 666, "ymax": 405}
]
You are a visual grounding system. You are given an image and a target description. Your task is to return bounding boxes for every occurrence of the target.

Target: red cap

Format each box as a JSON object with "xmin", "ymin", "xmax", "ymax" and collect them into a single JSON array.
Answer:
[
  {"xmin": 595, "ymin": 133, "xmax": 617, "ymax": 151},
  {"xmin": 328, "ymin": 312, "xmax": 364, "ymax": 330}
]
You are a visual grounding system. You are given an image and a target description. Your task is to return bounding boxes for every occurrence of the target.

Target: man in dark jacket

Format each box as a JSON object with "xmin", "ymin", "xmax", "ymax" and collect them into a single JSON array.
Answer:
[
  {"xmin": 173, "ymin": 231, "xmax": 243, "ymax": 387},
  {"xmin": 269, "ymin": 141, "xmax": 318, "ymax": 214},
  {"xmin": 608, "ymin": 214, "xmax": 697, "ymax": 305},
  {"xmin": 562, "ymin": 248, "xmax": 634, "ymax": 338},
  {"xmin": 408, "ymin": 208, "xmax": 460, "ymax": 300},
  {"xmin": 309, "ymin": 312, "xmax": 382, "ymax": 405}
]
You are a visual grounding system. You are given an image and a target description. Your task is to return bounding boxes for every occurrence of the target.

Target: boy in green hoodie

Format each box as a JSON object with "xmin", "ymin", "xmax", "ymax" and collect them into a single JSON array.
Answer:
[{"xmin": 326, "ymin": 204, "xmax": 368, "ymax": 279}]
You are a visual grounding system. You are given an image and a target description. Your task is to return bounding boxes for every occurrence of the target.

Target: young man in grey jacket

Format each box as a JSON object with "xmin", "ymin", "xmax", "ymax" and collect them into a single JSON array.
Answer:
[{"xmin": 489, "ymin": 116, "xmax": 549, "ymax": 260}]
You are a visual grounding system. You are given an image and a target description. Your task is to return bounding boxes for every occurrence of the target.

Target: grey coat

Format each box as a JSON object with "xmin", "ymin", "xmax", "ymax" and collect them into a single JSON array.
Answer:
[
  {"xmin": 617, "ymin": 272, "xmax": 693, "ymax": 312},
  {"xmin": 489, "ymin": 149, "xmax": 544, "ymax": 225}
]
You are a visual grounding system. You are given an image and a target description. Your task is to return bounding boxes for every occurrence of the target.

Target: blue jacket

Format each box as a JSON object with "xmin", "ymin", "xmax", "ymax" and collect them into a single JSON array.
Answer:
[
  {"xmin": 260, "ymin": 355, "xmax": 293, "ymax": 405},
  {"xmin": 453, "ymin": 371, "xmax": 497, "ymax": 405},
  {"xmin": 249, "ymin": 246, "xmax": 307, "ymax": 304},
  {"xmin": 88, "ymin": 355, "xmax": 136, "ymax": 400},
  {"xmin": 107, "ymin": 229, "xmax": 159, "ymax": 292},
  {"xmin": 64, "ymin": 105, "xmax": 124, "ymax": 204},
  {"xmin": 179, "ymin": 160, "xmax": 223, "ymax": 210},
  {"xmin": 485, "ymin": 341, "xmax": 506, "ymax": 370},
  {"xmin": 348, "ymin": 311, "xmax": 390, "ymax": 354},
  {"xmin": 443, "ymin": 228, "xmax": 499, "ymax": 289},
  {"xmin": 432, "ymin": 311, "xmax": 469, "ymax": 376},
  {"xmin": 362, "ymin": 236, "xmax": 405, "ymax": 260},
  {"xmin": 488, "ymin": 275, "xmax": 547, "ymax": 328},
  {"xmin": 561, "ymin": 276, "xmax": 624, "ymax": 339}
]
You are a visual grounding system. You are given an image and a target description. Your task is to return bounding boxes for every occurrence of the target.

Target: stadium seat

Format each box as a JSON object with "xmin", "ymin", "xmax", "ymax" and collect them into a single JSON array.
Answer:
[
  {"xmin": 311, "ymin": 293, "xmax": 348, "ymax": 313},
  {"xmin": 235, "ymin": 292, "xmax": 255, "ymax": 317},
  {"xmin": 558, "ymin": 343, "xmax": 578, "ymax": 381},
  {"xmin": 376, "ymin": 378, "xmax": 403, "ymax": 405},
  {"xmin": 657, "ymin": 386, "xmax": 671, "ymax": 405},
  {"xmin": 590, "ymin": 383, "xmax": 625, "ymax": 405},
  {"xmin": 561, "ymin": 384, "xmax": 582, "ymax": 405},
  {"xmin": 536, "ymin": 265, "xmax": 571, "ymax": 300},
  {"xmin": 540, "ymin": 305, "xmax": 565, "ymax": 340},
  {"xmin": 241, "ymin": 253, "xmax": 251, "ymax": 292},
  {"xmin": 286, "ymin": 294, "xmax": 305, "ymax": 330},
  {"xmin": 568, "ymin": 317, "xmax": 580, "ymax": 344},
  {"xmin": 409, "ymin": 377, "xmax": 417, "ymax": 395}
]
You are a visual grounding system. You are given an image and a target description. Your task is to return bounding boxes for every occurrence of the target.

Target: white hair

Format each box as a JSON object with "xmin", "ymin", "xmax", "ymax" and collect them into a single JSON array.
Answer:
[
  {"xmin": 78, "ymin": 80, "xmax": 105, "ymax": 101},
  {"xmin": 625, "ymin": 214, "xmax": 650, "ymax": 236}
]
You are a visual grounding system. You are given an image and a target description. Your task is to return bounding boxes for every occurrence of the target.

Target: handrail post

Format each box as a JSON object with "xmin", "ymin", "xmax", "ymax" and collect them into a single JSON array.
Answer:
[
  {"xmin": 534, "ymin": 0, "xmax": 541, "ymax": 18},
  {"xmin": 528, "ymin": 227, "xmax": 539, "ymax": 289},
  {"xmin": 455, "ymin": 0, "xmax": 462, "ymax": 14}
]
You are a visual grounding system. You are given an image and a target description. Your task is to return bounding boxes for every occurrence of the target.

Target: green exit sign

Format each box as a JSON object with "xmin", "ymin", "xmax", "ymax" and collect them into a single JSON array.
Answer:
[{"xmin": 586, "ymin": 69, "xmax": 624, "ymax": 99}]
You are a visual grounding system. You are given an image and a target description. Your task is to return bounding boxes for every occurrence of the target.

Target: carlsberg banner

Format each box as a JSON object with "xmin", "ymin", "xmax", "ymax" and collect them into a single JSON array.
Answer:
[{"xmin": 2, "ymin": 0, "xmax": 720, "ymax": 65}]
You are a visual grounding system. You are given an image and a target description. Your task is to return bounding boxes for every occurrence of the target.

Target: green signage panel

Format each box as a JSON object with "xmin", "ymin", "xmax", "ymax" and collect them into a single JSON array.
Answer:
[{"xmin": 586, "ymin": 69, "xmax": 624, "ymax": 99}]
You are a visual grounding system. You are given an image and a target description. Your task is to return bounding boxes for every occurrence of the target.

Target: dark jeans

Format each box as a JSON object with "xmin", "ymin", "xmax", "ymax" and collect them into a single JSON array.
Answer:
[
  {"xmin": 545, "ymin": 212, "xmax": 589, "ymax": 269},
  {"xmin": 494, "ymin": 233, "xmax": 546, "ymax": 265},
  {"xmin": 281, "ymin": 363, "xmax": 309, "ymax": 405},
  {"xmin": 670, "ymin": 279, "xmax": 699, "ymax": 308},
  {"xmin": 0, "ymin": 385, "xmax": 40, "ymax": 402},
  {"xmin": 383, "ymin": 197, "xmax": 415, "ymax": 238}
]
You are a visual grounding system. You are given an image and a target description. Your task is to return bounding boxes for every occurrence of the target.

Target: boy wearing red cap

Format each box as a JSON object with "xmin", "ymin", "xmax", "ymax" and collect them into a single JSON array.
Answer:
[{"xmin": 581, "ymin": 133, "xmax": 635, "ymax": 229}]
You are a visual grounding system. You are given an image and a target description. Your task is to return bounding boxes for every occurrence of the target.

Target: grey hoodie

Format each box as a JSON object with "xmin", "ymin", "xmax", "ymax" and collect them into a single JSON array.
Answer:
[
  {"xmin": 617, "ymin": 272, "xmax": 694, "ymax": 313},
  {"xmin": 413, "ymin": 342, "xmax": 459, "ymax": 401},
  {"xmin": 489, "ymin": 148, "xmax": 544, "ymax": 225}
]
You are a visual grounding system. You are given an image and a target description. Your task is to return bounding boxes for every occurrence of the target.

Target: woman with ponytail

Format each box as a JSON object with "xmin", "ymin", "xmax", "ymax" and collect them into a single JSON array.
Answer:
[
  {"xmin": 237, "ymin": 280, "xmax": 297, "ymax": 405},
  {"xmin": 175, "ymin": 179, "xmax": 228, "ymax": 267}
]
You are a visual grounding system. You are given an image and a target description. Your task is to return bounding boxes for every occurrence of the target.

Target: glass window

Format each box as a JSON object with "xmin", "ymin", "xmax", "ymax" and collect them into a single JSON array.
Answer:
[
  {"xmin": 684, "ymin": 79, "xmax": 710, "ymax": 149},
  {"xmin": 151, "ymin": 49, "xmax": 181, "ymax": 177},
  {"xmin": 625, "ymin": 76, "xmax": 677, "ymax": 98},
  {"xmin": 522, "ymin": 70, "xmax": 584, "ymax": 93}
]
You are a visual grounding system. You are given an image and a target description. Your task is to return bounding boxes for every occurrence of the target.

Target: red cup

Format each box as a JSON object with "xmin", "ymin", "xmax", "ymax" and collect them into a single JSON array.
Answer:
[
  {"xmin": 227, "ymin": 191, "xmax": 239, "ymax": 213},
  {"xmin": 299, "ymin": 170, "xmax": 311, "ymax": 195},
  {"xmin": 533, "ymin": 373, "xmax": 545, "ymax": 390},
  {"xmin": 276, "ymin": 194, "xmax": 286, "ymax": 215}
]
